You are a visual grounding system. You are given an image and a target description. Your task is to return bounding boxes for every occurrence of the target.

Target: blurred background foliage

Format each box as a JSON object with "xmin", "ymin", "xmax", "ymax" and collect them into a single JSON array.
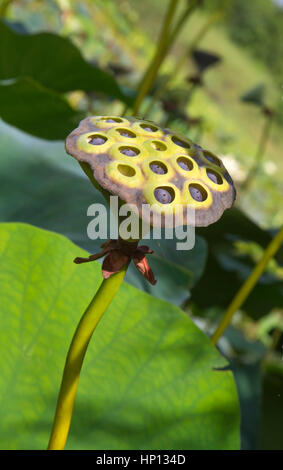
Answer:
[{"xmin": 0, "ymin": 0, "xmax": 282, "ymax": 450}]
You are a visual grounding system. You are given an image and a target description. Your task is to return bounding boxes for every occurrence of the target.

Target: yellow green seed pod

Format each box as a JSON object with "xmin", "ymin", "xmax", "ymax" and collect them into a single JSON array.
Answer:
[{"xmin": 65, "ymin": 116, "xmax": 236, "ymax": 227}]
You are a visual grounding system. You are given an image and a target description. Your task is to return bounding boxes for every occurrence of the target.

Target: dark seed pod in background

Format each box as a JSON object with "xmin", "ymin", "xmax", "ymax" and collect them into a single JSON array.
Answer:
[
  {"xmin": 240, "ymin": 84, "xmax": 266, "ymax": 108},
  {"xmin": 107, "ymin": 62, "xmax": 132, "ymax": 77},
  {"xmin": 192, "ymin": 49, "xmax": 222, "ymax": 74},
  {"xmin": 186, "ymin": 74, "xmax": 203, "ymax": 86}
]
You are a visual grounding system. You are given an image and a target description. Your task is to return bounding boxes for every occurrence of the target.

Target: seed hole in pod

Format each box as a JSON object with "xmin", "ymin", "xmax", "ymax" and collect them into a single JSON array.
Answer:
[
  {"xmin": 140, "ymin": 123, "xmax": 158, "ymax": 132},
  {"xmin": 151, "ymin": 140, "xmax": 167, "ymax": 151},
  {"xmin": 118, "ymin": 164, "xmax": 136, "ymax": 177},
  {"xmin": 150, "ymin": 161, "xmax": 168, "ymax": 175},
  {"xmin": 172, "ymin": 136, "xmax": 191, "ymax": 149},
  {"xmin": 206, "ymin": 169, "xmax": 223, "ymax": 184},
  {"xmin": 103, "ymin": 117, "xmax": 123, "ymax": 123},
  {"xmin": 88, "ymin": 134, "xmax": 107, "ymax": 145},
  {"xmin": 154, "ymin": 186, "xmax": 175, "ymax": 204},
  {"xmin": 119, "ymin": 146, "xmax": 140, "ymax": 157},
  {"xmin": 189, "ymin": 184, "xmax": 207, "ymax": 202},
  {"xmin": 203, "ymin": 151, "xmax": 221, "ymax": 166},
  {"xmin": 177, "ymin": 156, "xmax": 193, "ymax": 171},
  {"xmin": 117, "ymin": 128, "xmax": 136, "ymax": 138}
]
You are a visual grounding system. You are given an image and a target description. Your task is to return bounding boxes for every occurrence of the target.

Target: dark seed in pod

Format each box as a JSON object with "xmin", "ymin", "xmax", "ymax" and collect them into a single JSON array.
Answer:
[
  {"xmin": 190, "ymin": 187, "xmax": 202, "ymax": 201},
  {"xmin": 121, "ymin": 148, "xmax": 138, "ymax": 156},
  {"xmin": 189, "ymin": 185, "xmax": 206, "ymax": 202},
  {"xmin": 177, "ymin": 157, "xmax": 193, "ymax": 171},
  {"xmin": 154, "ymin": 188, "xmax": 172, "ymax": 204},
  {"xmin": 204, "ymin": 152, "xmax": 221, "ymax": 166},
  {"xmin": 89, "ymin": 136, "xmax": 106, "ymax": 145},
  {"xmin": 151, "ymin": 141, "xmax": 167, "ymax": 151},
  {"xmin": 172, "ymin": 136, "xmax": 190, "ymax": 148},
  {"xmin": 207, "ymin": 171, "xmax": 217, "ymax": 183},
  {"xmin": 207, "ymin": 170, "xmax": 222, "ymax": 184},
  {"xmin": 179, "ymin": 161, "xmax": 188, "ymax": 170},
  {"xmin": 121, "ymin": 131, "xmax": 134, "ymax": 137},
  {"xmin": 150, "ymin": 162, "xmax": 167, "ymax": 174}
]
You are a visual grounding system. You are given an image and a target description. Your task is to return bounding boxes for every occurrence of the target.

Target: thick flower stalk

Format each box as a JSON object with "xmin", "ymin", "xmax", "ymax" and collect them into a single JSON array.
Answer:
[{"xmin": 47, "ymin": 115, "xmax": 236, "ymax": 450}]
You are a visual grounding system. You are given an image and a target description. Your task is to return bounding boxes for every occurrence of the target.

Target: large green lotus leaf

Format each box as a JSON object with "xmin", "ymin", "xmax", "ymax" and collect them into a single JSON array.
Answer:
[
  {"xmin": 0, "ymin": 120, "xmax": 206, "ymax": 306},
  {"xmin": 0, "ymin": 20, "xmax": 131, "ymax": 104},
  {"xmin": 0, "ymin": 77, "xmax": 84, "ymax": 140},
  {"xmin": 232, "ymin": 361, "xmax": 262, "ymax": 450},
  {"xmin": 0, "ymin": 223, "xmax": 240, "ymax": 450}
]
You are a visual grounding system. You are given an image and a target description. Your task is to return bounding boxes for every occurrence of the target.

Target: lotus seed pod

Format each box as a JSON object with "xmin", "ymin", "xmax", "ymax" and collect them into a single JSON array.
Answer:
[{"xmin": 65, "ymin": 116, "xmax": 236, "ymax": 227}]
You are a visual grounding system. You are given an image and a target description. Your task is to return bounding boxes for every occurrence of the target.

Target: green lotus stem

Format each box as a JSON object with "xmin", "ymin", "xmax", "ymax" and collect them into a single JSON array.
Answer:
[
  {"xmin": 241, "ymin": 113, "xmax": 273, "ymax": 191},
  {"xmin": 164, "ymin": 0, "xmax": 199, "ymax": 55},
  {"xmin": 0, "ymin": 0, "xmax": 13, "ymax": 16},
  {"xmin": 131, "ymin": 0, "xmax": 180, "ymax": 116},
  {"xmin": 128, "ymin": 0, "xmax": 201, "ymax": 117},
  {"xmin": 144, "ymin": 2, "xmax": 220, "ymax": 118},
  {"xmin": 47, "ymin": 265, "xmax": 128, "ymax": 450},
  {"xmin": 211, "ymin": 225, "xmax": 283, "ymax": 345},
  {"xmin": 186, "ymin": 80, "xmax": 198, "ymax": 104}
]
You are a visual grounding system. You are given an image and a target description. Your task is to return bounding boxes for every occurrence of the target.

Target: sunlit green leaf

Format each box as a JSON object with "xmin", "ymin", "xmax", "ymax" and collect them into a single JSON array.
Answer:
[{"xmin": 0, "ymin": 223, "xmax": 240, "ymax": 450}]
